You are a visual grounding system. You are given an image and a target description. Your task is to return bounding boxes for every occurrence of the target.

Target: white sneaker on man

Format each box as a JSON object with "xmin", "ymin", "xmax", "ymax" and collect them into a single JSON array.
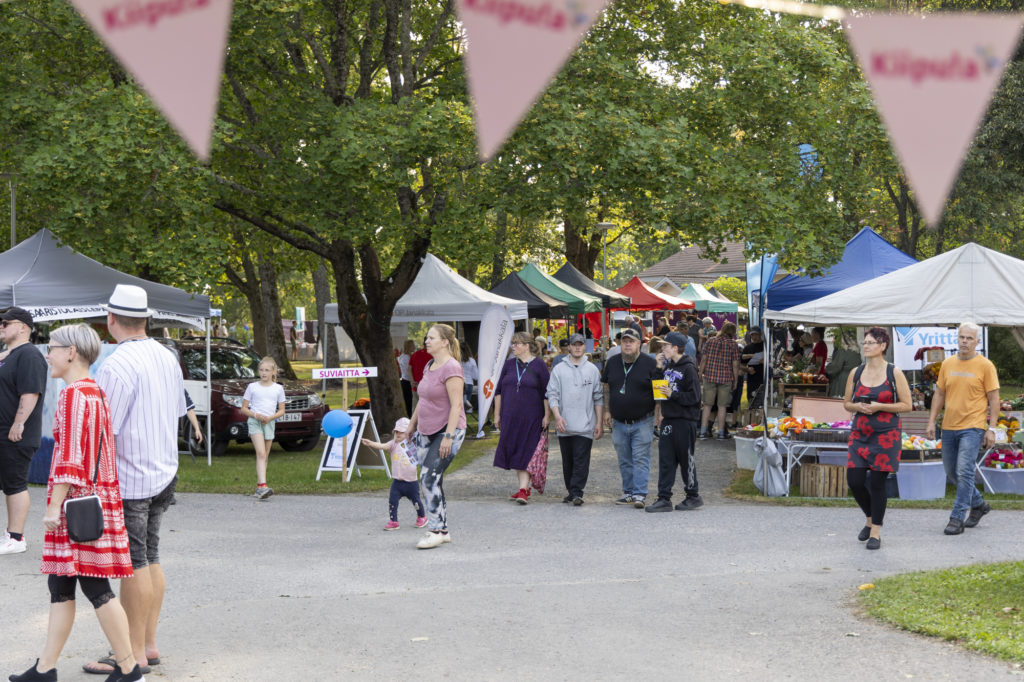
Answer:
[{"xmin": 0, "ymin": 532, "xmax": 26, "ymax": 554}]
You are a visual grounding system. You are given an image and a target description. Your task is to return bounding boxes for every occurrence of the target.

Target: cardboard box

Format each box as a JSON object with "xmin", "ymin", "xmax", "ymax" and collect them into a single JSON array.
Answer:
[{"xmin": 924, "ymin": 349, "xmax": 946, "ymax": 364}]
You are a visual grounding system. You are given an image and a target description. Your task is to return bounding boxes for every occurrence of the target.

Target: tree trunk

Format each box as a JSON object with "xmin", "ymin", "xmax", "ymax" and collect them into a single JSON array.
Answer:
[
  {"xmin": 257, "ymin": 252, "xmax": 297, "ymax": 379},
  {"xmin": 312, "ymin": 259, "xmax": 339, "ymax": 373},
  {"xmin": 489, "ymin": 210, "xmax": 509, "ymax": 289},
  {"xmin": 563, "ymin": 213, "xmax": 602, "ymax": 279},
  {"xmin": 223, "ymin": 249, "xmax": 266, "ymax": 355}
]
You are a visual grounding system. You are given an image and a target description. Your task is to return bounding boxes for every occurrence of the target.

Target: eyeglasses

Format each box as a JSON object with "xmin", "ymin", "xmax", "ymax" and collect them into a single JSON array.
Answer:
[
  {"xmin": 45, "ymin": 345, "xmax": 71, "ymax": 354},
  {"xmin": 861, "ymin": 340, "xmax": 879, "ymax": 346},
  {"xmin": 510, "ymin": 341, "xmax": 525, "ymax": 346}
]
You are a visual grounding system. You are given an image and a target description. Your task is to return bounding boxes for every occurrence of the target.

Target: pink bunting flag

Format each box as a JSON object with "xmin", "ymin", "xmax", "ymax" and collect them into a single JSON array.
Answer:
[
  {"xmin": 457, "ymin": 0, "xmax": 612, "ymax": 159},
  {"xmin": 844, "ymin": 14, "xmax": 1023, "ymax": 226},
  {"xmin": 69, "ymin": 0, "xmax": 234, "ymax": 162}
]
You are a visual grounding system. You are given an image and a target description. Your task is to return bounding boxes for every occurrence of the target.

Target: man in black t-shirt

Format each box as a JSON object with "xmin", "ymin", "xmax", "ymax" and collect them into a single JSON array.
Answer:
[
  {"xmin": 601, "ymin": 327, "xmax": 659, "ymax": 508},
  {"xmin": 741, "ymin": 326, "xmax": 766, "ymax": 401},
  {"xmin": 0, "ymin": 307, "xmax": 48, "ymax": 555}
]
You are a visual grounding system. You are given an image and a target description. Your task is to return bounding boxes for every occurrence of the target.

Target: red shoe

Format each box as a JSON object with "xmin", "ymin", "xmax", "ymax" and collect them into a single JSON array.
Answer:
[{"xmin": 510, "ymin": 488, "xmax": 530, "ymax": 505}]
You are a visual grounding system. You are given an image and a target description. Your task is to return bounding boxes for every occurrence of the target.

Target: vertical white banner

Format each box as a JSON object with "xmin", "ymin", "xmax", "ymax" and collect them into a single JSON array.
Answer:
[{"xmin": 476, "ymin": 304, "xmax": 514, "ymax": 437}]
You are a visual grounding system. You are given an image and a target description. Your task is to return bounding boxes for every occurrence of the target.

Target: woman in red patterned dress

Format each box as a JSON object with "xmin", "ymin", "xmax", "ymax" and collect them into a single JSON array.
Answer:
[
  {"xmin": 10, "ymin": 324, "xmax": 141, "ymax": 682},
  {"xmin": 843, "ymin": 327, "xmax": 912, "ymax": 551}
]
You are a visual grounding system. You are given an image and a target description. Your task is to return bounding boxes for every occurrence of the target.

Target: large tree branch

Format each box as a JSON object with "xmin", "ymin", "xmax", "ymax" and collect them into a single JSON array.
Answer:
[
  {"xmin": 214, "ymin": 200, "xmax": 329, "ymax": 257},
  {"xmin": 412, "ymin": 0, "xmax": 454, "ymax": 81}
]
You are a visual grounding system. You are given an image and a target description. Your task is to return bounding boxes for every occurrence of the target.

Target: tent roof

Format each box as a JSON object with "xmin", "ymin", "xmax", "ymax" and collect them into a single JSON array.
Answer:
[
  {"xmin": 324, "ymin": 254, "xmax": 527, "ymax": 324},
  {"xmin": 764, "ymin": 242, "xmax": 1020, "ymax": 326},
  {"xmin": 0, "ymin": 228, "xmax": 209, "ymax": 326},
  {"xmin": 490, "ymin": 273, "xmax": 571, "ymax": 319},
  {"xmin": 766, "ymin": 227, "xmax": 916, "ymax": 310},
  {"xmin": 707, "ymin": 286, "xmax": 748, "ymax": 313},
  {"xmin": 516, "ymin": 263, "xmax": 602, "ymax": 314},
  {"xmin": 613, "ymin": 277, "xmax": 694, "ymax": 311},
  {"xmin": 678, "ymin": 283, "xmax": 737, "ymax": 312},
  {"xmin": 552, "ymin": 262, "xmax": 630, "ymax": 308},
  {"xmin": 391, "ymin": 254, "xmax": 527, "ymax": 322}
]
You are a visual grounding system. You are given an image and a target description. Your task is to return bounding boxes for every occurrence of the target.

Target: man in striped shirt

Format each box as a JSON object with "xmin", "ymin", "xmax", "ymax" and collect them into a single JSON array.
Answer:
[{"xmin": 86, "ymin": 284, "xmax": 185, "ymax": 676}]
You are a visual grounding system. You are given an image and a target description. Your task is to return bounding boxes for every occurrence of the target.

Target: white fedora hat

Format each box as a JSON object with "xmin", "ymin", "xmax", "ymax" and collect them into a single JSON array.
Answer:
[{"xmin": 104, "ymin": 284, "xmax": 153, "ymax": 318}]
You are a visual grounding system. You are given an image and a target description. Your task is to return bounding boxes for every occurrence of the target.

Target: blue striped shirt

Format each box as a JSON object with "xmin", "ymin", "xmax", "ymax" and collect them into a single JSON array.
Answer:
[{"xmin": 96, "ymin": 338, "xmax": 185, "ymax": 499}]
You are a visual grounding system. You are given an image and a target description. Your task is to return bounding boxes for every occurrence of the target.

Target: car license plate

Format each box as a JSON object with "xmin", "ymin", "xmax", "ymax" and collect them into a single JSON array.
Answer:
[{"xmin": 280, "ymin": 412, "xmax": 301, "ymax": 422}]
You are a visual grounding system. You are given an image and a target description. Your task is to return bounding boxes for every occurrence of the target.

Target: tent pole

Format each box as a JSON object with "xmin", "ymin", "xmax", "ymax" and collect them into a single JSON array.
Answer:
[{"xmin": 206, "ymin": 316, "xmax": 212, "ymax": 466}]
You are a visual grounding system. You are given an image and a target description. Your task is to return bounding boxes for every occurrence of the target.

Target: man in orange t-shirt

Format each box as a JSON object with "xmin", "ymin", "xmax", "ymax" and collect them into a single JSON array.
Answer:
[{"xmin": 926, "ymin": 322, "xmax": 999, "ymax": 536}]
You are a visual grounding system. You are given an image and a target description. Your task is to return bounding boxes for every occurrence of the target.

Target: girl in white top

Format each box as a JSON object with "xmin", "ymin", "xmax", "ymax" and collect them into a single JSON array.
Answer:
[{"xmin": 241, "ymin": 356, "xmax": 286, "ymax": 500}]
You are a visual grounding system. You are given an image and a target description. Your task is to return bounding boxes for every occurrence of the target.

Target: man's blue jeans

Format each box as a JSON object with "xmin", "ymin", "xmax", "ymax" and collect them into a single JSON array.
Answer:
[
  {"xmin": 612, "ymin": 416, "xmax": 654, "ymax": 498},
  {"xmin": 941, "ymin": 428, "xmax": 985, "ymax": 521}
]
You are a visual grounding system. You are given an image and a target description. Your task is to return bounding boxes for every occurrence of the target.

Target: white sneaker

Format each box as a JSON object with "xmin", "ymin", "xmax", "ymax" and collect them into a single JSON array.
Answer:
[
  {"xmin": 0, "ymin": 533, "xmax": 26, "ymax": 554},
  {"xmin": 416, "ymin": 531, "xmax": 451, "ymax": 549}
]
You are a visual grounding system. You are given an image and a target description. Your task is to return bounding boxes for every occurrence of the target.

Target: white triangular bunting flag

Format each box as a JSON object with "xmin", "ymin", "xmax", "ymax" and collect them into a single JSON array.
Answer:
[
  {"xmin": 457, "ymin": 0, "xmax": 611, "ymax": 159},
  {"xmin": 69, "ymin": 0, "xmax": 234, "ymax": 161},
  {"xmin": 845, "ymin": 14, "xmax": 1023, "ymax": 226}
]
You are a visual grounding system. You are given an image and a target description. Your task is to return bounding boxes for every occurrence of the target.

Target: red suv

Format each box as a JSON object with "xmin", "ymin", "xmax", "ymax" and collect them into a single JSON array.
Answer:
[{"xmin": 156, "ymin": 338, "xmax": 328, "ymax": 456}]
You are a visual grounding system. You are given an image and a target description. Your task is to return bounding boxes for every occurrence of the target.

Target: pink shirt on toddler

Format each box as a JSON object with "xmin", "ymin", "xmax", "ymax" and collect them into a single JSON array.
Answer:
[{"xmin": 387, "ymin": 438, "xmax": 418, "ymax": 481}]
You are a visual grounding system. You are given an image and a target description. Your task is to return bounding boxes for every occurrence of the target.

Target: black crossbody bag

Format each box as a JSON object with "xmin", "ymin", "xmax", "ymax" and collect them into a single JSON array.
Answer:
[{"xmin": 63, "ymin": 431, "xmax": 105, "ymax": 543}]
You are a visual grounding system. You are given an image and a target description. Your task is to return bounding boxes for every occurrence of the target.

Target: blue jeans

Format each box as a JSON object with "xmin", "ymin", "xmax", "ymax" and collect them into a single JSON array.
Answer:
[
  {"xmin": 941, "ymin": 428, "xmax": 985, "ymax": 521},
  {"xmin": 612, "ymin": 416, "xmax": 654, "ymax": 497}
]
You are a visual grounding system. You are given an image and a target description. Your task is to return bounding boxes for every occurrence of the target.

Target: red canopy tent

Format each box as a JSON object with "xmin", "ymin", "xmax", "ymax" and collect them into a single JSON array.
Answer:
[{"xmin": 613, "ymin": 277, "xmax": 694, "ymax": 310}]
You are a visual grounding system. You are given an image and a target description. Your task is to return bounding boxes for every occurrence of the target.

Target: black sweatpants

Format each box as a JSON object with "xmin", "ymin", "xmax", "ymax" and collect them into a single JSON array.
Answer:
[
  {"xmin": 558, "ymin": 435, "xmax": 593, "ymax": 498},
  {"xmin": 657, "ymin": 418, "xmax": 698, "ymax": 501}
]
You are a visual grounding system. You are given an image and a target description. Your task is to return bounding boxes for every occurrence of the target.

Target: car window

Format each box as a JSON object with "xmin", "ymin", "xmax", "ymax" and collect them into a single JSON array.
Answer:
[{"xmin": 181, "ymin": 347, "xmax": 263, "ymax": 380}]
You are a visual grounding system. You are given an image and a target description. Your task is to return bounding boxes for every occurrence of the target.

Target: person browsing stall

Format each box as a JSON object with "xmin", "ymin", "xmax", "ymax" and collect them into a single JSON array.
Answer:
[{"xmin": 601, "ymin": 327, "xmax": 659, "ymax": 508}]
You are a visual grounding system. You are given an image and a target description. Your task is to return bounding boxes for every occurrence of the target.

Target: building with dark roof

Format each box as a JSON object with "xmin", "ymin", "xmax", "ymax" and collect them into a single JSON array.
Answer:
[{"xmin": 636, "ymin": 242, "xmax": 747, "ymax": 295}]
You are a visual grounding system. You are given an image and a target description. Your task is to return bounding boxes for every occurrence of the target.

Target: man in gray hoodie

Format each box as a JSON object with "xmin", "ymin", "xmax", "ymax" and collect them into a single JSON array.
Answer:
[{"xmin": 547, "ymin": 334, "xmax": 604, "ymax": 505}]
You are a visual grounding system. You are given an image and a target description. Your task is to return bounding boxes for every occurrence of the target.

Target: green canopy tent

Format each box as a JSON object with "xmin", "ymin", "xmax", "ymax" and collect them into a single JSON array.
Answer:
[
  {"xmin": 678, "ymin": 283, "xmax": 737, "ymax": 313},
  {"xmin": 516, "ymin": 263, "xmax": 602, "ymax": 315}
]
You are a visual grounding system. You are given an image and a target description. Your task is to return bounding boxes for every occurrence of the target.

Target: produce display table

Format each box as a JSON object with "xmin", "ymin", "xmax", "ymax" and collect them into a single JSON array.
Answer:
[
  {"xmin": 777, "ymin": 438, "xmax": 849, "ymax": 497},
  {"xmin": 976, "ymin": 444, "xmax": 1024, "ymax": 494}
]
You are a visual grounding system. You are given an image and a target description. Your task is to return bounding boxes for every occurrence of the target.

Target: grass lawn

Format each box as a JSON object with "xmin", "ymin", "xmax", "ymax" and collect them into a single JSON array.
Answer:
[
  {"xmin": 861, "ymin": 560, "xmax": 1024, "ymax": 664},
  {"xmin": 176, "ymin": 433, "xmax": 495, "ymax": 495},
  {"xmin": 724, "ymin": 469, "xmax": 1024, "ymax": 511}
]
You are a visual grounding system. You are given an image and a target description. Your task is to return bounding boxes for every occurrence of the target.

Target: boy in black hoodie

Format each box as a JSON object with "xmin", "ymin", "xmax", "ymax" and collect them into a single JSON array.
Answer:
[{"xmin": 646, "ymin": 332, "xmax": 704, "ymax": 512}]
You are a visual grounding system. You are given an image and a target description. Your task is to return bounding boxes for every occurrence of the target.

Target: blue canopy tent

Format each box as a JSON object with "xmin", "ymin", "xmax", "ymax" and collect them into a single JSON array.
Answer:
[{"xmin": 765, "ymin": 227, "xmax": 917, "ymax": 310}]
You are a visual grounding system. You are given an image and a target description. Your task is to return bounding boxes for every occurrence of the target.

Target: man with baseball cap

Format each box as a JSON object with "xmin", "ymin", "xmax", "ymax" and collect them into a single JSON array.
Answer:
[
  {"xmin": 84, "ymin": 284, "xmax": 185, "ymax": 675},
  {"xmin": 601, "ymin": 327, "xmax": 659, "ymax": 508},
  {"xmin": 0, "ymin": 306, "xmax": 48, "ymax": 554},
  {"xmin": 551, "ymin": 337, "xmax": 571, "ymax": 370},
  {"xmin": 547, "ymin": 334, "xmax": 604, "ymax": 505},
  {"xmin": 646, "ymin": 331, "xmax": 703, "ymax": 512}
]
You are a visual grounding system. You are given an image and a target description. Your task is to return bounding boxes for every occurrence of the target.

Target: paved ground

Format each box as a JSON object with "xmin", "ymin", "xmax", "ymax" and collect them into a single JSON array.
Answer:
[{"xmin": 3, "ymin": 434, "xmax": 1024, "ymax": 681}]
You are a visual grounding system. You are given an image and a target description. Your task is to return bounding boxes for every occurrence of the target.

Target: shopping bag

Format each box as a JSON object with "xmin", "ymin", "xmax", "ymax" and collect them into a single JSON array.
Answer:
[
  {"xmin": 526, "ymin": 432, "xmax": 549, "ymax": 494},
  {"xmin": 753, "ymin": 436, "xmax": 787, "ymax": 497}
]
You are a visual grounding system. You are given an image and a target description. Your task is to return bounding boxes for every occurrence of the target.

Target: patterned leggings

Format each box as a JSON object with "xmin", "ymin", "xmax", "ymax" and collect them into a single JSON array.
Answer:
[{"xmin": 417, "ymin": 428, "xmax": 466, "ymax": 532}]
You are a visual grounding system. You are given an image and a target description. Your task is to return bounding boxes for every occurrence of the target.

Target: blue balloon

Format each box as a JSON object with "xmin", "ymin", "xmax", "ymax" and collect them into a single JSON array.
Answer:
[{"xmin": 322, "ymin": 410, "xmax": 353, "ymax": 439}]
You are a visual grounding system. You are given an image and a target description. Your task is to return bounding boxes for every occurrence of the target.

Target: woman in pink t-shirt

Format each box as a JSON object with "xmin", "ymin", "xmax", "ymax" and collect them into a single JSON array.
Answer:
[{"xmin": 406, "ymin": 323, "xmax": 466, "ymax": 550}]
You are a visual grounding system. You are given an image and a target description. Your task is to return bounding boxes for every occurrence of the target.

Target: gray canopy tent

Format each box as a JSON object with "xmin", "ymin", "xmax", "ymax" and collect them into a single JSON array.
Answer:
[{"xmin": 0, "ymin": 228, "xmax": 215, "ymax": 461}]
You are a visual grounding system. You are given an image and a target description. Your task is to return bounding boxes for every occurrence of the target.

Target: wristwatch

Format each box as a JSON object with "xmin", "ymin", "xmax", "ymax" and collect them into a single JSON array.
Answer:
[{"xmin": 443, "ymin": 433, "xmax": 454, "ymax": 439}]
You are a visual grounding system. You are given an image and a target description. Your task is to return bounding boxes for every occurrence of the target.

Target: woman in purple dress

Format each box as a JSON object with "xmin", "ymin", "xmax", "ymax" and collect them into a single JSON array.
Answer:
[{"xmin": 494, "ymin": 331, "xmax": 550, "ymax": 504}]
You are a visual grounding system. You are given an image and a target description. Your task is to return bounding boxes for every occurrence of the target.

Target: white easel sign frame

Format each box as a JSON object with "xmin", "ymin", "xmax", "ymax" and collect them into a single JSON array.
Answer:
[{"xmin": 316, "ymin": 409, "xmax": 391, "ymax": 482}]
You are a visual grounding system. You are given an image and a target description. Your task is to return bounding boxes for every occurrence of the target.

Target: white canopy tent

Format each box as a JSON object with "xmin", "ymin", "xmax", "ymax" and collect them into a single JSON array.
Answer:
[
  {"xmin": 325, "ymin": 253, "xmax": 529, "ymax": 326},
  {"xmin": 764, "ymin": 243, "xmax": 1024, "ymax": 326}
]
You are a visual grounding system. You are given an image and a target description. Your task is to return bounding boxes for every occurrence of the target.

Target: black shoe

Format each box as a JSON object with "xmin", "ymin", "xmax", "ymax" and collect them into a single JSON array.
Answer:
[
  {"xmin": 865, "ymin": 537, "xmax": 881, "ymax": 550},
  {"xmin": 105, "ymin": 664, "xmax": 144, "ymax": 682},
  {"xmin": 964, "ymin": 502, "xmax": 991, "ymax": 528},
  {"xmin": 698, "ymin": 430, "xmax": 709, "ymax": 440},
  {"xmin": 562, "ymin": 494, "xmax": 573, "ymax": 504},
  {"xmin": 9, "ymin": 660, "xmax": 56, "ymax": 682},
  {"xmin": 857, "ymin": 526, "xmax": 871, "ymax": 542},
  {"xmin": 572, "ymin": 496, "xmax": 584, "ymax": 506},
  {"xmin": 715, "ymin": 431, "xmax": 732, "ymax": 440},
  {"xmin": 674, "ymin": 496, "xmax": 704, "ymax": 511},
  {"xmin": 943, "ymin": 517, "xmax": 965, "ymax": 535},
  {"xmin": 645, "ymin": 499, "xmax": 673, "ymax": 513}
]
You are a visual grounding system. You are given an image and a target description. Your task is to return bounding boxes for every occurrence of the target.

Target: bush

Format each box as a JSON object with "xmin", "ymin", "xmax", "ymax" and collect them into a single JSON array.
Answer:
[{"xmin": 988, "ymin": 327, "xmax": 1024, "ymax": 386}]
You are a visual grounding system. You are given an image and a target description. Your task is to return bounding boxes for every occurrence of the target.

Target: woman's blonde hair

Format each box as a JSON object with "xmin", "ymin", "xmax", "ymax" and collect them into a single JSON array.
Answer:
[
  {"xmin": 511, "ymin": 331, "xmax": 534, "ymax": 355},
  {"xmin": 431, "ymin": 324, "xmax": 461, "ymax": 362},
  {"xmin": 49, "ymin": 323, "xmax": 101, "ymax": 365},
  {"xmin": 402, "ymin": 339, "xmax": 416, "ymax": 354}
]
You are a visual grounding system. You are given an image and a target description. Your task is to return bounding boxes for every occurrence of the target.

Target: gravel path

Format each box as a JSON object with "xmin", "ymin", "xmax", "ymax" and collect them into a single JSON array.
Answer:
[{"xmin": 2, "ymin": 432, "xmax": 1022, "ymax": 681}]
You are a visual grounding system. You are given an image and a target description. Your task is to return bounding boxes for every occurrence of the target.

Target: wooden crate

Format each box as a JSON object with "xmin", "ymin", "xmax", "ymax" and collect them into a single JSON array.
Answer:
[{"xmin": 799, "ymin": 463, "xmax": 848, "ymax": 498}]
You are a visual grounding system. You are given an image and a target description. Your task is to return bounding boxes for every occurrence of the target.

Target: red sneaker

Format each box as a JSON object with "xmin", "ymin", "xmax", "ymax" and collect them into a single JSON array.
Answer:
[{"xmin": 510, "ymin": 488, "xmax": 530, "ymax": 505}]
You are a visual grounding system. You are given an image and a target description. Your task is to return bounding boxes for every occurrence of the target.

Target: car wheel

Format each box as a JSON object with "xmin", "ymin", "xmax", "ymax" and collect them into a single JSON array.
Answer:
[
  {"xmin": 188, "ymin": 431, "xmax": 228, "ymax": 457},
  {"xmin": 278, "ymin": 436, "xmax": 322, "ymax": 452}
]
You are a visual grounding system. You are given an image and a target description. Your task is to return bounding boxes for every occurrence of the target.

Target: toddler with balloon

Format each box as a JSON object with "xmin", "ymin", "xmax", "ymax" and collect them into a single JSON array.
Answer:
[{"xmin": 362, "ymin": 417, "xmax": 426, "ymax": 530}]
